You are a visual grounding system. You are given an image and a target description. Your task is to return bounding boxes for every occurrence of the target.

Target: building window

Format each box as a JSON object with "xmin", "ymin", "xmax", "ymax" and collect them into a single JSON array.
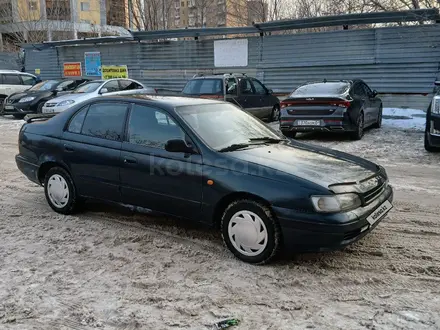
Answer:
[
  {"xmin": 29, "ymin": 1, "xmax": 38, "ymax": 10},
  {"xmin": 81, "ymin": 2, "xmax": 90, "ymax": 11},
  {"xmin": 46, "ymin": 0, "xmax": 71, "ymax": 20},
  {"xmin": 181, "ymin": 1, "xmax": 185, "ymax": 6}
]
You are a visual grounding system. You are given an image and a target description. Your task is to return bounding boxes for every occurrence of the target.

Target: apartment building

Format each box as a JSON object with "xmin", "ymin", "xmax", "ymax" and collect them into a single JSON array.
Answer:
[{"xmin": 0, "ymin": 0, "xmax": 128, "ymax": 50}]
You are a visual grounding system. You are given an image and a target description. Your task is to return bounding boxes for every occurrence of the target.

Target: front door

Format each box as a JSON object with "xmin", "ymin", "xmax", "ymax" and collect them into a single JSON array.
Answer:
[
  {"xmin": 120, "ymin": 104, "xmax": 203, "ymax": 219},
  {"xmin": 237, "ymin": 78, "xmax": 261, "ymax": 117},
  {"xmin": 250, "ymin": 78, "xmax": 273, "ymax": 119},
  {"xmin": 61, "ymin": 102, "xmax": 129, "ymax": 202},
  {"xmin": 362, "ymin": 82, "xmax": 381, "ymax": 125}
]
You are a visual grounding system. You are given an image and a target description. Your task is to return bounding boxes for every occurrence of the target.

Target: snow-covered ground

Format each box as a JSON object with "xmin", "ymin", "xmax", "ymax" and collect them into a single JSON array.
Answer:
[{"xmin": 382, "ymin": 107, "xmax": 426, "ymax": 132}]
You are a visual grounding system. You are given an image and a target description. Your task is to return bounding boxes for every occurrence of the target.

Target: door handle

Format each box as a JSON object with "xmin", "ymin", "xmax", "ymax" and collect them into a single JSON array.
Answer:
[
  {"xmin": 64, "ymin": 144, "xmax": 74, "ymax": 152},
  {"xmin": 123, "ymin": 156, "xmax": 137, "ymax": 164}
]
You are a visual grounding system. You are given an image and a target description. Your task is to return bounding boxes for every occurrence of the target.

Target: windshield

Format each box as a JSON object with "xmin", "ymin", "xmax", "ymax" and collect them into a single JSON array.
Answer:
[
  {"xmin": 29, "ymin": 80, "xmax": 59, "ymax": 91},
  {"xmin": 72, "ymin": 81, "xmax": 102, "ymax": 94},
  {"xmin": 183, "ymin": 79, "xmax": 223, "ymax": 95},
  {"xmin": 176, "ymin": 103, "xmax": 285, "ymax": 151},
  {"xmin": 290, "ymin": 82, "xmax": 350, "ymax": 97}
]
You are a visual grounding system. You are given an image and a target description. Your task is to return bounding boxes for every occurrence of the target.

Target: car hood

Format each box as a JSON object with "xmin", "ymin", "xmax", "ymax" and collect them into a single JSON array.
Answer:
[
  {"xmin": 8, "ymin": 90, "xmax": 52, "ymax": 101},
  {"xmin": 50, "ymin": 92, "xmax": 94, "ymax": 104},
  {"xmin": 226, "ymin": 142, "xmax": 378, "ymax": 188}
]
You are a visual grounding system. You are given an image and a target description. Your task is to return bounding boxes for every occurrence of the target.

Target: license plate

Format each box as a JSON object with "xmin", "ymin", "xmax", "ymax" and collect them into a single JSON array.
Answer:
[
  {"xmin": 5, "ymin": 105, "xmax": 14, "ymax": 110},
  {"xmin": 43, "ymin": 108, "xmax": 54, "ymax": 113},
  {"xmin": 367, "ymin": 200, "xmax": 393, "ymax": 226},
  {"xmin": 296, "ymin": 120, "xmax": 321, "ymax": 126}
]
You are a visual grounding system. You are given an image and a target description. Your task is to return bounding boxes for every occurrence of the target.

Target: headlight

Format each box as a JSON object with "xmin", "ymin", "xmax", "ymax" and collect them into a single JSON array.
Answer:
[
  {"xmin": 432, "ymin": 98, "xmax": 440, "ymax": 114},
  {"xmin": 57, "ymin": 100, "xmax": 75, "ymax": 106},
  {"xmin": 311, "ymin": 193, "xmax": 361, "ymax": 213},
  {"xmin": 19, "ymin": 96, "xmax": 36, "ymax": 103}
]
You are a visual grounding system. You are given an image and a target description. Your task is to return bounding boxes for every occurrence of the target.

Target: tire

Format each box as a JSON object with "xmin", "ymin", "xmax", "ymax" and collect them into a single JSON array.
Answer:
[
  {"xmin": 350, "ymin": 111, "xmax": 364, "ymax": 140},
  {"xmin": 282, "ymin": 131, "xmax": 297, "ymax": 138},
  {"xmin": 44, "ymin": 167, "xmax": 81, "ymax": 215},
  {"xmin": 372, "ymin": 105, "xmax": 382, "ymax": 129},
  {"xmin": 36, "ymin": 102, "xmax": 44, "ymax": 113},
  {"xmin": 424, "ymin": 131, "xmax": 440, "ymax": 152},
  {"xmin": 13, "ymin": 114, "xmax": 25, "ymax": 119},
  {"xmin": 221, "ymin": 199, "xmax": 282, "ymax": 264},
  {"xmin": 271, "ymin": 105, "xmax": 280, "ymax": 122}
]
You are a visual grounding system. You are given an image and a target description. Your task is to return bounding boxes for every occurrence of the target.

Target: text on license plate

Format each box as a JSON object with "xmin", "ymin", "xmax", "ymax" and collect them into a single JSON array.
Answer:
[
  {"xmin": 367, "ymin": 200, "xmax": 393, "ymax": 225},
  {"xmin": 43, "ymin": 108, "xmax": 54, "ymax": 113},
  {"xmin": 5, "ymin": 105, "xmax": 14, "ymax": 110},
  {"xmin": 296, "ymin": 120, "xmax": 321, "ymax": 126}
]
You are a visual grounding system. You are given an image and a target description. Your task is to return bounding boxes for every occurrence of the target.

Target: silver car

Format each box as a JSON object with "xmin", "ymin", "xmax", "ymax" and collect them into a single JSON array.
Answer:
[{"xmin": 42, "ymin": 78, "xmax": 156, "ymax": 114}]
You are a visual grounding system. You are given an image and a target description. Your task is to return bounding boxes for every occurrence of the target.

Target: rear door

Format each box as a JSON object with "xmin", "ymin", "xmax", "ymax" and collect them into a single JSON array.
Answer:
[
  {"xmin": 353, "ymin": 82, "xmax": 372, "ymax": 123},
  {"xmin": 0, "ymin": 73, "xmax": 28, "ymax": 97},
  {"xmin": 236, "ymin": 78, "xmax": 259, "ymax": 116},
  {"xmin": 119, "ymin": 104, "xmax": 203, "ymax": 219},
  {"xmin": 62, "ymin": 101, "xmax": 129, "ymax": 202},
  {"xmin": 362, "ymin": 82, "xmax": 380, "ymax": 124}
]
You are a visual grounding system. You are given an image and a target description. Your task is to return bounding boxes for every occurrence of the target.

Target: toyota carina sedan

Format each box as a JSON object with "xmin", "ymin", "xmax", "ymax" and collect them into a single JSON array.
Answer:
[{"xmin": 16, "ymin": 95, "xmax": 393, "ymax": 264}]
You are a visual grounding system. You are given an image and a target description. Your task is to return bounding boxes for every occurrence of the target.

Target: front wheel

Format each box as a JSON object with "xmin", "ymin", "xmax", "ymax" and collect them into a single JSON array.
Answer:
[
  {"xmin": 44, "ymin": 167, "xmax": 81, "ymax": 215},
  {"xmin": 221, "ymin": 199, "xmax": 282, "ymax": 264},
  {"xmin": 424, "ymin": 131, "xmax": 440, "ymax": 152},
  {"xmin": 350, "ymin": 112, "xmax": 364, "ymax": 140},
  {"xmin": 36, "ymin": 102, "xmax": 44, "ymax": 113},
  {"xmin": 271, "ymin": 105, "xmax": 280, "ymax": 122}
]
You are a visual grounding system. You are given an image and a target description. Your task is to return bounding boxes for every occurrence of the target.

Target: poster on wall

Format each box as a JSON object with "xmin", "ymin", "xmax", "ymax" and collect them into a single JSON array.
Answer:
[
  {"xmin": 101, "ymin": 65, "xmax": 128, "ymax": 79},
  {"xmin": 214, "ymin": 39, "xmax": 248, "ymax": 67},
  {"xmin": 84, "ymin": 52, "xmax": 101, "ymax": 76},
  {"xmin": 63, "ymin": 62, "xmax": 82, "ymax": 77}
]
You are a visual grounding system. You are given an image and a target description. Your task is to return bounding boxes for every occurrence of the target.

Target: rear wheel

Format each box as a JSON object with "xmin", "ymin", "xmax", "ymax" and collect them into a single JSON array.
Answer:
[
  {"xmin": 44, "ymin": 167, "xmax": 81, "ymax": 215},
  {"xmin": 282, "ymin": 131, "xmax": 297, "ymax": 138},
  {"xmin": 372, "ymin": 105, "xmax": 383, "ymax": 129},
  {"xmin": 350, "ymin": 112, "xmax": 364, "ymax": 140},
  {"xmin": 271, "ymin": 105, "xmax": 280, "ymax": 122},
  {"xmin": 221, "ymin": 199, "xmax": 281, "ymax": 264}
]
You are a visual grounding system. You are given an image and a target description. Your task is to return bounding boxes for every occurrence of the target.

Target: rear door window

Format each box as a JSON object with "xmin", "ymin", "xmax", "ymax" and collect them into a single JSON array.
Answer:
[
  {"xmin": 225, "ymin": 78, "xmax": 237, "ymax": 95},
  {"xmin": 183, "ymin": 79, "xmax": 223, "ymax": 95},
  {"xmin": 67, "ymin": 106, "xmax": 89, "ymax": 134},
  {"xmin": 81, "ymin": 103, "xmax": 128, "ymax": 141},
  {"xmin": 2, "ymin": 74, "xmax": 21, "ymax": 85},
  {"xmin": 353, "ymin": 83, "xmax": 366, "ymax": 97},
  {"xmin": 239, "ymin": 78, "xmax": 254, "ymax": 95},
  {"xmin": 102, "ymin": 80, "xmax": 120, "ymax": 93},
  {"xmin": 119, "ymin": 79, "xmax": 143, "ymax": 90},
  {"xmin": 21, "ymin": 75, "xmax": 37, "ymax": 86}
]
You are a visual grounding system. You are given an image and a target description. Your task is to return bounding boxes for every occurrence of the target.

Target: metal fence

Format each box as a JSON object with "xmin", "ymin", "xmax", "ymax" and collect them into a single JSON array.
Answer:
[
  {"xmin": 24, "ymin": 23, "xmax": 440, "ymax": 110},
  {"xmin": 0, "ymin": 52, "xmax": 20, "ymax": 70}
]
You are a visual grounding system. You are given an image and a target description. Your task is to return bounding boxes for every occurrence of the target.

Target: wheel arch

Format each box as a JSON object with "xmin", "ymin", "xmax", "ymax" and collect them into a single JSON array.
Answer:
[
  {"xmin": 37, "ymin": 160, "xmax": 71, "ymax": 185},
  {"xmin": 213, "ymin": 191, "xmax": 274, "ymax": 229}
]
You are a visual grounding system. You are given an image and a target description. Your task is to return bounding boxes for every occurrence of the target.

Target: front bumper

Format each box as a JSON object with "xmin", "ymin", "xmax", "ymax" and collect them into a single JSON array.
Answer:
[
  {"xmin": 275, "ymin": 184, "xmax": 394, "ymax": 252},
  {"xmin": 42, "ymin": 104, "xmax": 70, "ymax": 114},
  {"xmin": 0, "ymin": 101, "xmax": 38, "ymax": 115}
]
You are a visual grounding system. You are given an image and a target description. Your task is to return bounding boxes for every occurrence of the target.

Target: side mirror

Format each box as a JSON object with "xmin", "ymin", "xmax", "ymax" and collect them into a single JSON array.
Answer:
[
  {"xmin": 435, "ymin": 81, "xmax": 440, "ymax": 86},
  {"xmin": 100, "ymin": 87, "xmax": 108, "ymax": 94},
  {"xmin": 165, "ymin": 139, "xmax": 196, "ymax": 154},
  {"xmin": 371, "ymin": 90, "xmax": 378, "ymax": 97},
  {"xmin": 268, "ymin": 89, "xmax": 273, "ymax": 94}
]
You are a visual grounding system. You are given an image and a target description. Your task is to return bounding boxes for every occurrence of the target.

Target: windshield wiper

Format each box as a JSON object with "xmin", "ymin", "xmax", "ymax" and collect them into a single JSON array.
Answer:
[
  {"xmin": 249, "ymin": 137, "xmax": 285, "ymax": 143},
  {"xmin": 218, "ymin": 143, "xmax": 251, "ymax": 152}
]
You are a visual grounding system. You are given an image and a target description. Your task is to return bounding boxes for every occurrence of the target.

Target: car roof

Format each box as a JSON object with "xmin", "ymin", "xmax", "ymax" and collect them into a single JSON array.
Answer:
[
  {"xmin": 100, "ymin": 94, "xmax": 225, "ymax": 109},
  {"xmin": 0, "ymin": 70, "xmax": 36, "ymax": 77}
]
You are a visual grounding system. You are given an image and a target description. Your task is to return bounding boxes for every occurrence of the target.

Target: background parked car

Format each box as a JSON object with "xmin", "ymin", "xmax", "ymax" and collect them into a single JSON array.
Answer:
[
  {"xmin": 424, "ymin": 80, "xmax": 440, "ymax": 152},
  {"xmin": 41, "ymin": 78, "xmax": 156, "ymax": 114},
  {"xmin": 181, "ymin": 73, "xmax": 281, "ymax": 122},
  {"xmin": 1, "ymin": 78, "xmax": 89, "ymax": 119},
  {"xmin": 0, "ymin": 70, "xmax": 39, "ymax": 105},
  {"xmin": 279, "ymin": 79, "xmax": 383, "ymax": 140}
]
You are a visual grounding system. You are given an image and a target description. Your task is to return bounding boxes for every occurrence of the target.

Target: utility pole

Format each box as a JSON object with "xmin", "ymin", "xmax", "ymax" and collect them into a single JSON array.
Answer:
[{"xmin": 163, "ymin": 0, "xmax": 166, "ymax": 29}]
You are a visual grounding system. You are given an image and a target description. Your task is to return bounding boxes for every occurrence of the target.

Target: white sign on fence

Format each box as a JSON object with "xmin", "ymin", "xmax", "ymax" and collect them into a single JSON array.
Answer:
[{"xmin": 214, "ymin": 39, "xmax": 248, "ymax": 67}]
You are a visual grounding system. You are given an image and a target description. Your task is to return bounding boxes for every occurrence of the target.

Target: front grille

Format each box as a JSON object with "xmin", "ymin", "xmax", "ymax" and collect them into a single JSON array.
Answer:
[
  {"xmin": 45, "ymin": 103, "xmax": 57, "ymax": 107},
  {"xmin": 287, "ymin": 109, "xmax": 336, "ymax": 116},
  {"xmin": 362, "ymin": 182, "xmax": 386, "ymax": 205}
]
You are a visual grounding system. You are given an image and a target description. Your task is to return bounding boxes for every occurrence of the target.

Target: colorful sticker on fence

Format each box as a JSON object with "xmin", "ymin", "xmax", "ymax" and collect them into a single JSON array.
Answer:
[
  {"xmin": 63, "ymin": 62, "xmax": 82, "ymax": 77},
  {"xmin": 101, "ymin": 65, "xmax": 128, "ymax": 79}
]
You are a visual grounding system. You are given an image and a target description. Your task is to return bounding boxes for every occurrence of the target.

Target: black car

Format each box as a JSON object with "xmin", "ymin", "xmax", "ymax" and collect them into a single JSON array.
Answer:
[
  {"xmin": 1, "ymin": 78, "xmax": 89, "ymax": 118},
  {"xmin": 424, "ymin": 81, "xmax": 440, "ymax": 152},
  {"xmin": 16, "ymin": 95, "xmax": 393, "ymax": 264},
  {"xmin": 181, "ymin": 73, "xmax": 281, "ymax": 121},
  {"xmin": 279, "ymin": 80, "xmax": 383, "ymax": 140}
]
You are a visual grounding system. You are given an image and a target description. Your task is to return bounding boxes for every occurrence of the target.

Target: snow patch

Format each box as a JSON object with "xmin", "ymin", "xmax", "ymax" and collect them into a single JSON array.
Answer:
[{"xmin": 382, "ymin": 108, "xmax": 426, "ymax": 132}]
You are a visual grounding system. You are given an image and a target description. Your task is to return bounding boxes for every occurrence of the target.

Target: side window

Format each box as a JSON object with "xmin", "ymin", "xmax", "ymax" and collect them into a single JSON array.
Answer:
[
  {"xmin": 127, "ymin": 104, "xmax": 185, "ymax": 149},
  {"xmin": 119, "ymin": 80, "xmax": 142, "ymax": 90},
  {"xmin": 251, "ymin": 79, "xmax": 267, "ymax": 94},
  {"xmin": 21, "ymin": 75, "xmax": 37, "ymax": 86},
  {"xmin": 67, "ymin": 107, "xmax": 88, "ymax": 133},
  {"xmin": 362, "ymin": 83, "xmax": 372, "ymax": 96},
  {"xmin": 3, "ymin": 74, "xmax": 21, "ymax": 85},
  {"xmin": 81, "ymin": 103, "xmax": 128, "ymax": 141},
  {"xmin": 353, "ymin": 83, "xmax": 365, "ymax": 97},
  {"xmin": 102, "ymin": 80, "xmax": 120, "ymax": 93},
  {"xmin": 57, "ymin": 80, "xmax": 75, "ymax": 91},
  {"xmin": 225, "ymin": 78, "xmax": 237, "ymax": 95},
  {"xmin": 239, "ymin": 79, "xmax": 254, "ymax": 95}
]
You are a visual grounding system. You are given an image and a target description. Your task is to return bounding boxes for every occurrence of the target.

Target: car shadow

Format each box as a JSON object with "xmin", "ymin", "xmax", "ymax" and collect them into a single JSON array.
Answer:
[
  {"xmin": 84, "ymin": 200, "xmax": 352, "ymax": 265},
  {"xmin": 293, "ymin": 127, "xmax": 377, "ymax": 142}
]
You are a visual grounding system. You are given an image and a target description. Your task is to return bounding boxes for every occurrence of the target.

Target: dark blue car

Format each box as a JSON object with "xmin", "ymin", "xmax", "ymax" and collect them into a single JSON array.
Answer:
[{"xmin": 15, "ymin": 95, "xmax": 393, "ymax": 264}]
